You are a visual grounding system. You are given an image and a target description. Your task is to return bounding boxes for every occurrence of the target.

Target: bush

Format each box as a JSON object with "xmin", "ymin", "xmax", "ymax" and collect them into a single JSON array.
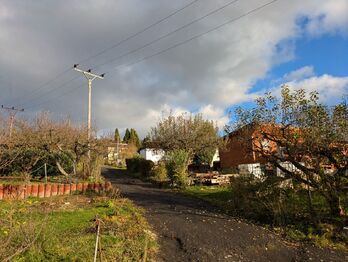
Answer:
[
  {"xmin": 125, "ymin": 157, "xmax": 154, "ymax": 177},
  {"xmin": 166, "ymin": 150, "xmax": 190, "ymax": 188},
  {"xmin": 150, "ymin": 162, "xmax": 168, "ymax": 183},
  {"xmin": 140, "ymin": 159, "xmax": 154, "ymax": 177}
]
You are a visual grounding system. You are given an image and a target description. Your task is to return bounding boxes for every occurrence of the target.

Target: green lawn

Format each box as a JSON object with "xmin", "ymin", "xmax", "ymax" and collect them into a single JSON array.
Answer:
[
  {"xmin": 183, "ymin": 185, "xmax": 234, "ymax": 211},
  {"xmin": 0, "ymin": 194, "xmax": 157, "ymax": 261}
]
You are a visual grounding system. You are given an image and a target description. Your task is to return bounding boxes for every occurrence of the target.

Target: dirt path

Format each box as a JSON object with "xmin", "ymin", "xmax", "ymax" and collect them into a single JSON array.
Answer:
[{"xmin": 102, "ymin": 167, "xmax": 347, "ymax": 262}]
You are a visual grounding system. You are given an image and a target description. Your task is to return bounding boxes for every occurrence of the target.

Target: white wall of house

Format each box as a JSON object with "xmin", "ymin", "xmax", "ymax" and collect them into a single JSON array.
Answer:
[
  {"xmin": 139, "ymin": 148, "xmax": 165, "ymax": 164},
  {"xmin": 238, "ymin": 163, "xmax": 263, "ymax": 178},
  {"xmin": 211, "ymin": 149, "xmax": 220, "ymax": 167},
  {"xmin": 238, "ymin": 161, "xmax": 303, "ymax": 179}
]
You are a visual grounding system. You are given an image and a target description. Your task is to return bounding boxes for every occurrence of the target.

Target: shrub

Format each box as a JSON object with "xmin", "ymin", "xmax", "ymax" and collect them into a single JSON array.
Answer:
[
  {"xmin": 125, "ymin": 157, "xmax": 154, "ymax": 177},
  {"xmin": 166, "ymin": 150, "xmax": 190, "ymax": 188},
  {"xmin": 150, "ymin": 162, "xmax": 168, "ymax": 183},
  {"xmin": 140, "ymin": 159, "xmax": 154, "ymax": 177},
  {"xmin": 125, "ymin": 157, "xmax": 141, "ymax": 173}
]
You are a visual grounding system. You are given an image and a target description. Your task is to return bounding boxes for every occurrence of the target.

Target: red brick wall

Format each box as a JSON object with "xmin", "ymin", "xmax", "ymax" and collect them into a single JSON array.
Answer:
[
  {"xmin": 220, "ymin": 124, "xmax": 279, "ymax": 168},
  {"xmin": 0, "ymin": 181, "xmax": 113, "ymax": 200},
  {"xmin": 220, "ymin": 135, "xmax": 255, "ymax": 168}
]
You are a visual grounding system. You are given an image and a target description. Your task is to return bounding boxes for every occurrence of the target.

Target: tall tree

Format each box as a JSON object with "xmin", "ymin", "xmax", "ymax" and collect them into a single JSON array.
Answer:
[
  {"xmin": 147, "ymin": 113, "xmax": 221, "ymax": 159},
  {"xmin": 114, "ymin": 128, "xmax": 121, "ymax": 143},
  {"xmin": 123, "ymin": 128, "xmax": 130, "ymax": 143},
  {"xmin": 129, "ymin": 128, "xmax": 140, "ymax": 148},
  {"xmin": 231, "ymin": 85, "xmax": 348, "ymax": 218}
]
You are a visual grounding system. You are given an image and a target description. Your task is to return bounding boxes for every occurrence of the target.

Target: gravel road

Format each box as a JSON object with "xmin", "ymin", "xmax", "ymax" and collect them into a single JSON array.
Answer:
[{"xmin": 102, "ymin": 167, "xmax": 347, "ymax": 262}]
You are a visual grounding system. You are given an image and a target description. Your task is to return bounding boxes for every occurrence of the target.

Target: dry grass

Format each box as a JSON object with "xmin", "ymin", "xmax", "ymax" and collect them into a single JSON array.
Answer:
[{"xmin": 0, "ymin": 194, "xmax": 158, "ymax": 261}]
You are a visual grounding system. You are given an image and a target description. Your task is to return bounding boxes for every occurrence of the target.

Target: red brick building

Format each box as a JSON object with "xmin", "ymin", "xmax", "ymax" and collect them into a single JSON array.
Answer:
[{"xmin": 219, "ymin": 124, "xmax": 279, "ymax": 169}]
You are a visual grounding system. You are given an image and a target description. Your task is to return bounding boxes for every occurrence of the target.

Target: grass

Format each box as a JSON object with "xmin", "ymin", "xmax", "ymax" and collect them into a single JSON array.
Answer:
[
  {"xmin": 184, "ymin": 185, "xmax": 234, "ymax": 210},
  {"xmin": 182, "ymin": 185, "xmax": 348, "ymax": 251},
  {"xmin": 0, "ymin": 175, "xmax": 98, "ymax": 185},
  {"xmin": 0, "ymin": 194, "xmax": 158, "ymax": 261}
]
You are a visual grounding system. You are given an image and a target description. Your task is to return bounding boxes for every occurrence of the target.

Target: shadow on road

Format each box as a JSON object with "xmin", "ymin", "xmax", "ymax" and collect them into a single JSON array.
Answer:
[{"xmin": 102, "ymin": 166, "xmax": 348, "ymax": 262}]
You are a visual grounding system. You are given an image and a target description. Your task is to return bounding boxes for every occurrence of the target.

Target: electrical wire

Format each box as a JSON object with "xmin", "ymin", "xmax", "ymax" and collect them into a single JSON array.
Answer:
[
  {"xmin": 105, "ymin": 0, "xmax": 280, "ymax": 73},
  {"xmin": 26, "ymin": 0, "xmax": 280, "ymax": 112},
  {"xmin": 94, "ymin": 0, "xmax": 241, "ymax": 70},
  {"xmin": 79, "ymin": 0, "xmax": 200, "ymax": 65},
  {"xmin": 19, "ymin": 76, "xmax": 80, "ymax": 108},
  {"xmin": 10, "ymin": 0, "xmax": 200, "ymax": 108},
  {"xmin": 25, "ymin": 0, "xmax": 242, "ymax": 109}
]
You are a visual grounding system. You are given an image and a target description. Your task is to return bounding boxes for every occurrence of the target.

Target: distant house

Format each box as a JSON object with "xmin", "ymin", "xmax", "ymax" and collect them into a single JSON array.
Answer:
[
  {"xmin": 107, "ymin": 142, "xmax": 129, "ymax": 165},
  {"xmin": 219, "ymin": 124, "xmax": 299, "ymax": 177},
  {"xmin": 139, "ymin": 148, "xmax": 165, "ymax": 164},
  {"xmin": 220, "ymin": 124, "xmax": 273, "ymax": 168}
]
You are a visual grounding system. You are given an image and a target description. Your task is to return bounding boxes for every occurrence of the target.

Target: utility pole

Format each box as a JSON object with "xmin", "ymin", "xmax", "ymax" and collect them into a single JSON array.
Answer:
[
  {"xmin": 1, "ymin": 105, "xmax": 24, "ymax": 137},
  {"xmin": 73, "ymin": 64, "xmax": 104, "ymax": 175}
]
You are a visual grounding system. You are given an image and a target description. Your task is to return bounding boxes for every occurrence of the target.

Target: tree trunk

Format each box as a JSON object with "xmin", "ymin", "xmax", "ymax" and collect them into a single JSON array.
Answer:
[
  {"xmin": 327, "ymin": 194, "xmax": 342, "ymax": 218},
  {"xmin": 55, "ymin": 161, "xmax": 70, "ymax": 177}
]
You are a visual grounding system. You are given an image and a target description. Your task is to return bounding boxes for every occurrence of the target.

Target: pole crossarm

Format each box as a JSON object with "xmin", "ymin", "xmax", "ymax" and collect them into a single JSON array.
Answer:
[
  {"xmin": 1, "ymin": 105, "xmax": 24, "ymax": 113},
  {"xmin": 73, "ymin": 64, "xmax": 105, "ymax": 80},
  {"xmin": 1, "ymin": 105, "xmax": 24, "ymax": 137}
]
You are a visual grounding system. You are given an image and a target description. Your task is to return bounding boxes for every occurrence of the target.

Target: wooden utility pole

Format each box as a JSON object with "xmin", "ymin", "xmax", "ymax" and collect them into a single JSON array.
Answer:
[
  {"xmin": 73, "ymin": 64, "xmax": 104, "ymax": 175},
  {"xmin": 1, "ymin": 105, "xmax": 24, "ymax": 137}
]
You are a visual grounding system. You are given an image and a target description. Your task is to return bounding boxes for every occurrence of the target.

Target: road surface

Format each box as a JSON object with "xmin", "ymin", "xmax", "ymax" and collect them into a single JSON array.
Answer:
[{"xmin": 102, "ymin": 167, "xmax": 347, "ymax": 262}]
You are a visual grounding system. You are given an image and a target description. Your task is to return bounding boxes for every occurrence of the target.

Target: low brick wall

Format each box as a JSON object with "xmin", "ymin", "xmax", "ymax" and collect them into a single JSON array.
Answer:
[{"xmin": 0, "ymin": 181, "xmax": 113, "ymax": 200}]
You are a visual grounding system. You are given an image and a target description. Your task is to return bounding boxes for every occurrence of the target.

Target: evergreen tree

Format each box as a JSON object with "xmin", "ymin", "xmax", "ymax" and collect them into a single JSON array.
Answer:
[
  {"xmin": 129, "ymin": 128, "xmax": 140, "ymax": 148},
  {"xmin": 123, "ymin": 128, "xmax": 130, "ymax": 143},
  {"xmin": 114, "ymin": 128, "xmax": 121, "ymax": 143},
  {"xmin": 141, "ymin": 135, "xmax": 151, "ymax": 148}
]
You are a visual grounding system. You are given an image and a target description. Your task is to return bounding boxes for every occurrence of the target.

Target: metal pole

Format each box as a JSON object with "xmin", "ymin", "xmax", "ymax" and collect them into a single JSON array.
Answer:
[
  {"xmin": 1, "ymin": 105, "xmax": 24, "ymax": 138},
  {"xmin": 93, "ymin": 219, "xmax": 100, "ymax": 262},
  {"xmin": 116, "ymin": 136, "xmax": 119, "ymax": 164},
  {"xmin": 73, "ymin": 65, "xmax": 104, "ymax": 177},
  {"xmin": 9, "ymin": 114, "xmax": 14, "ymax": 138},
  {"xmin": 44, "ymin": 163, "xmax": 48, "ymax": 183},
  {"xmin": 88, "ymin": 79, "xmax": 92, "ymax": 162}
]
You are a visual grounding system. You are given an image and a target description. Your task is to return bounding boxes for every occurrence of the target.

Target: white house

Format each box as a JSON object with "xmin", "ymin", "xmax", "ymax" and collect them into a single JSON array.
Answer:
[
  {"xmin": 211, "ymin": 149, "xmax": 220, "ymax": 167},
  {"xmin": 139, "ymin": 148, "xmax": 165, "ymax": 164}
]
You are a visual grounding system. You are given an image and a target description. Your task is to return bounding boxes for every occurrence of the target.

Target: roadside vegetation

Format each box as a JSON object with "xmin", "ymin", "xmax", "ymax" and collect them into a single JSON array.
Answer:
[
  {"xmin": 184, "ymin": 182, "xmax": 348, "ymax": 251},
  {"xmin": 0, "ymin": 112, "xmax": 106, "ymax": 184},
  {"xmin": 124, "ymin": 86, "xmax": 348, "ymax": 252},
  {"xmin": 127, "ymin": 113, "xmax": 222, "ymax": 187},
  {"xmin": 0, "ymin": 194, "xmax": 158, "ymax": 261}
]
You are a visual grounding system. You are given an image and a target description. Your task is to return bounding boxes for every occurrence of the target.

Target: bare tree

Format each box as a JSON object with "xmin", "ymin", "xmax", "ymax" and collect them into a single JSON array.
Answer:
[{"xmin": 231, "ymin": 86, "xmax": 348, "ymax": 219}]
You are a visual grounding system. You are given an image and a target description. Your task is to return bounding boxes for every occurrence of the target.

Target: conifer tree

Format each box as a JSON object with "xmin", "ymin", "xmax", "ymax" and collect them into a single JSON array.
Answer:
[
  {"xmin": 129, "ymin": 128, "xmax": 140, "ymax": 148},
  {"xmin": 114, "ymin": 128, "xmax": 121, "ymax": 143},
  {"xmin": 123, "ymin": 128, "xmax": 130, "ymax": 143}
]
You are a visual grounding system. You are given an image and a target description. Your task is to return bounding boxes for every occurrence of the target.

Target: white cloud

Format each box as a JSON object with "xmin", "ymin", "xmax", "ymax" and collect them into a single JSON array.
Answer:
[
  {"xmin": 283, "ymin": 66, "xmax": 315, "ymax": 82},
  {"xmin": 285, "ymin": 74, "xmax": 348, "ymax": 102},
  {"xmin": 304, "ymin": 0, "xmax": 348, "ymax": 36},
  {"xmin": 198, "ymin": 104, "xmax": 229, "ymax": 129},
  {"xmin": 0, "ymin": 0, "xmax": 347, "ymax": 136}
]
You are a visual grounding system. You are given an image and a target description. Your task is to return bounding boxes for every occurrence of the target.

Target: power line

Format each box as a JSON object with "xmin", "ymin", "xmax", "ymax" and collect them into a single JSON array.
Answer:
[
  {"xmin": 18, "ymin": 75, "xmax": 80, "ymax": 108},
  {"xmin": 106, "ymin": 0, "xmax": 280, "ymax": 73},
  {"xmin": 79, "ymin": 0, "xmax": 200, "ymax": 65},
  {"xmin": 25, "ymin": 82, "xmax": 84, "ymax": 110},
  {"xmin": 94, "ymin": 0, "xmax": 242, "ymax": 71},
  {"xmin": 12, "ymin": 68, "xmax": 72, "ymax": 108},
  {"xmin": 25, "ymin": 0, "xmax": 280, "ymax": 112},
  {"xmin": 8, "ymin": 1, "xmax": 199, "ymax": 108}
]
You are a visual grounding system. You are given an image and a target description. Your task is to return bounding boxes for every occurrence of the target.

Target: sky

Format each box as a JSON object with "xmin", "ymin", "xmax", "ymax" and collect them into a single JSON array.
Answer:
[{"xmin": 0, "ymin": 0, "xmax": 347, "ymax": 137}]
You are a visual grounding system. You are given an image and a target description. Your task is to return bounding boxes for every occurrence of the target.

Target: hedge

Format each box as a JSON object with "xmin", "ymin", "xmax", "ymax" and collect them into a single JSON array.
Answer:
[{"xmin": 125, "ymin": 158, "xmax": 154, "ymax": 177}]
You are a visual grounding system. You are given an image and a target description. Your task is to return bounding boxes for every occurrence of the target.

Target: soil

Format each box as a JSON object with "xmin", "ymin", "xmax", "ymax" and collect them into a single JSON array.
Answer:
[{"xmin": 102, "ymin": 167, "xmax": 348, "ymax": 262}]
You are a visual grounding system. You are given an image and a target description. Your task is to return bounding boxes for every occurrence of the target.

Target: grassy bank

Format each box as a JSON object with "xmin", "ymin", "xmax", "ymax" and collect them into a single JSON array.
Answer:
[
  {"xmin": 183, "ymin": 185, "xmax": 348, "ymax": 251},
  {"xmin": 0, "ymin": 194, "xmax": 157, "ymax": 261}
]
